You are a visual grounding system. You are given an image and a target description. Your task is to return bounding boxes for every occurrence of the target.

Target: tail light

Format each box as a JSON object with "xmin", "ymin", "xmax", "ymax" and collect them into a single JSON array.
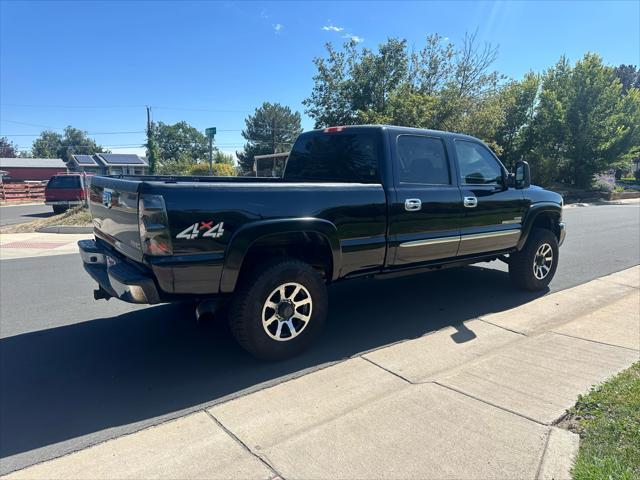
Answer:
[
  {"xmin": 324, "ymin": 126, "xmax": 347, "ymax": 133},
  {"xmin": 138, "ymin": 194, "xmax": 173, "ymax": 256}
]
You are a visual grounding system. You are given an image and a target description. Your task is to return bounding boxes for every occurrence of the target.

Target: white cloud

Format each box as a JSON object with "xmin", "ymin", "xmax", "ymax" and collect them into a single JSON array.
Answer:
[
  {"xmin": 273, "ymin": 23, "xmax": 283, "ymax": 33},
  {"xmin": 343, "ymin": 34, "xmax": 364, "ymax": 43},
  {"xmin": 322, "ymin": 25, "xmax": 344, "ymax": 32}
]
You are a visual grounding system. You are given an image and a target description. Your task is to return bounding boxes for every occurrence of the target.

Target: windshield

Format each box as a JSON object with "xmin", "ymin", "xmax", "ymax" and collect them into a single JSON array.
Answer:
[{"xmin": 47, "ymin": 176, "xmax": 82, "ymax": 189}]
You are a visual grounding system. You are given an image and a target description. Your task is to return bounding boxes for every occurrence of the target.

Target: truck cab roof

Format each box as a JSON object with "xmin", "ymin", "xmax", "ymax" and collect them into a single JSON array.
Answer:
[{"xmin": 309, "ymin": 124, "xmax": 480, "ymax": 142}]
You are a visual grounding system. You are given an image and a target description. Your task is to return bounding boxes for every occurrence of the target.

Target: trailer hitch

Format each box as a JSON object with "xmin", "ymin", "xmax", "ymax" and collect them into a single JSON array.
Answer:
[{"xmin": 94, "ymin": 286, "xmax": 112, "ymax": 301}]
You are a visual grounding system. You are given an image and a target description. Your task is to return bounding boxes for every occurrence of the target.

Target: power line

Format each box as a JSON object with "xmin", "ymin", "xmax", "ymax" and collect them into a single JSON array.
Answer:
[
  {"xmin": 152, "ymin": 106, "xmax": 251, "ymax": 113},
  {"xmin": 1, "ymin": 103, "xmax": 146, "ymax": 109},
  {"xmin": 1, "ymin": 119, "xmax": 62, "ymax": 130},
  {"xmin": 1, "ymin": 103, "xmax": 252, "ymax": 113},
  {"xmin": 13, "ymin": 142, "xmax": 145, "ymax": 149},
  {"xmin": 2, "ymin": 130, "xmax": 145, "ymax": 137}
]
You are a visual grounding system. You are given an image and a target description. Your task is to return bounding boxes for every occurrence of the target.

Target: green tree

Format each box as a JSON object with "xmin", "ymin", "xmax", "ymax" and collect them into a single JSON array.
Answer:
[
  {"xmin": 213, "ymin": 150, "xmax": 235, "ymax": 165},
  {"xmin": 31, "ymin": 127, "xmax": 106, "ymax": 162},
  {"xmin": 153, "ymin": 121, "xmax": 208, "ymax": 173},
  {"xmin": 491, "ymin": 73, "xmax": 540, "ymax": 168},
  {"xmin": 236, "ymin": 102, "xmax": 302, "ymax": 173},
  {"xmin": 305, "ymin": 32, "xmax": 501, "ymax": 142},
  {"xmin": 305, "ymin": 38, "xmax": 410, "ymax": 128},
  {"xmin": 188, "ymin": 162, "xmax": 236, "ymax": 176},
  {"xmin": 614, "ymin": 64, "xmax": 640, "ymax": 94},
  {"xmin": 32, "ymin": 131, "xmax": 62, "ymax": 158},
  {"xmin": 532, "ymin": 54, "xmax": 640, "ymax": 188},
  {"xmin": 0, "ymin": 137, "xmax": 18, "ymax": 157}
]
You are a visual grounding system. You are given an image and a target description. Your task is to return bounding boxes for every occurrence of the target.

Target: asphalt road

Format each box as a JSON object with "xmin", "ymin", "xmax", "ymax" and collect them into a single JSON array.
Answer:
[
  {"xmin": 1, "ymin": 203, "xmax": 639, "ymax": 474},
  {"xmin": 0, "ymin": 203, "xmax": 53, "ymax": 227}
]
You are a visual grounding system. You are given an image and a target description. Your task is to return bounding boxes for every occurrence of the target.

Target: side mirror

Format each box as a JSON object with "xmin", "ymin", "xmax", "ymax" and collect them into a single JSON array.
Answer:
[{"xmin": 514, "ymin": 161, "xmax": 531, "ymax": 189}]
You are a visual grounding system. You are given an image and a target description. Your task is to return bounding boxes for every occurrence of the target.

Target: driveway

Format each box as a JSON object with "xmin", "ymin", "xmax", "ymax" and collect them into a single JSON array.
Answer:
[{"xmin": 0, "ymin": 203, "xmax": 52, "ymax": 227}]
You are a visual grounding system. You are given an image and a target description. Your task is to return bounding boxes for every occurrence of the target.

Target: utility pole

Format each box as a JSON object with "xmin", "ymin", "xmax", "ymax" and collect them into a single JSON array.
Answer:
[
  {"xmin": 205, "ymin": 127, "xmax": 217, "ymax": 176},
  {"xmin": 146, "ymin": 106, "xmax": 156, "ymax": 174},
  {"xmin": 146, "ymin": 106, "xmax": 152, "ymax": 133},
  {"xmin": 208, "ymin": 136, "xmax": 213, "ymax": 175},
  {"xmin": 271, "ymin": 116, "xmax": 276, "ymax": 154}
]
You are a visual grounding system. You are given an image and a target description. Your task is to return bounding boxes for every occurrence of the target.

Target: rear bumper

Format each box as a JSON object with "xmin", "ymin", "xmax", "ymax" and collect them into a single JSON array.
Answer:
[{"xmin": 78, "ymin": 239, "xmax": 161, "ymax": 304}]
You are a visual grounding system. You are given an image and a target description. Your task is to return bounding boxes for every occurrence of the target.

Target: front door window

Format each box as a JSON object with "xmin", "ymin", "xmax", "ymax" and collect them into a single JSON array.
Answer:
[{"xmin": 455, "ymin": 141, "xmax": 502, "ymax": 185}]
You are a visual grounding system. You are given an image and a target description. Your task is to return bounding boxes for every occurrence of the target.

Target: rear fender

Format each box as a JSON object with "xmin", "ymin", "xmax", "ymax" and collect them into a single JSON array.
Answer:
[
  {"xmin": 219, "ymin": 218, "xmax": 341, "ymax": 293},
  {"xmin": 517, "ymin": 202, "xmax": 562, "ymax": 250}
]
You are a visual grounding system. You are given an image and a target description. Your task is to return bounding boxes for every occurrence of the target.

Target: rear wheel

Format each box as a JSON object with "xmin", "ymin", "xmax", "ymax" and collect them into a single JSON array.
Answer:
[
  {"xmin": 229, "ymin": 258, "xmax": 328, "ymax": 360},
  {"xmin": 509, "ymin": 228, "xmax": 559, "ymax": 291}
]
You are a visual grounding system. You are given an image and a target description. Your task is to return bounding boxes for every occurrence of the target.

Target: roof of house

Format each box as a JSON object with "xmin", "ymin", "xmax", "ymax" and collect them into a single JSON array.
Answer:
[
  {"xmin": 96, "ymin": 153, "xmax": 148, "ymax": 166},
  {"xmin": 71, "ymin": 154, "xmax": 99, "ymax": 166},
  {"xmin": 0, "ymin": 158, "xmax": 66, "ymax": 169}
]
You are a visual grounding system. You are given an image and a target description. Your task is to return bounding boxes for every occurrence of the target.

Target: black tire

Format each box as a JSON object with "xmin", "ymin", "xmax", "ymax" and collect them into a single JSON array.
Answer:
[
  {"xmin": 509, "ymin": 228, "xmax": 559, "ymax": 291},
  {"xmin": 52, "ymin": 205, "xmax": 67, "ymax": 214},
  {"xmin": 229, "ymin": 258, "xmax": 328, "ymax": 360}
]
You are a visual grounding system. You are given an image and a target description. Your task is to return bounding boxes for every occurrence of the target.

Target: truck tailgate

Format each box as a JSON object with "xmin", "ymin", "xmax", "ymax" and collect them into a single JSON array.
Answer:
[{"xmin": 89, "ymin": 177, "xmax": 142, "ymax": 261}]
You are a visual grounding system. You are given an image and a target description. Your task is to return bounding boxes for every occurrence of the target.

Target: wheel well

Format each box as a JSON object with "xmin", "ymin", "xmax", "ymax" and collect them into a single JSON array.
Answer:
[
  {"xmin": 237, "ymin": 231, "xmax": 333, "ymax": 285},
  {"xmin": 531, "ymin": 212, "xmax": 560, "ymax": 240}
]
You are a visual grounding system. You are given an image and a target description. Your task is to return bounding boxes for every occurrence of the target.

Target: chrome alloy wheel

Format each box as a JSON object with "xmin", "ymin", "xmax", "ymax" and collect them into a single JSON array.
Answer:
[
  {"xmin": 262, "ymin": 282, "xmax": 313, "ymax": 341},
  {"xmin": 533, "ymin": 243, "xmax": 554, "ymax": 280}
]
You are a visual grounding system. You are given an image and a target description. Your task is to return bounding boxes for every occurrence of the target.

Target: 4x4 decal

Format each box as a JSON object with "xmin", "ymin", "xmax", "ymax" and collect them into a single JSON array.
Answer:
[{"xmin": 176, "ymin": 221, "xmax": 224, "ymax": 240}]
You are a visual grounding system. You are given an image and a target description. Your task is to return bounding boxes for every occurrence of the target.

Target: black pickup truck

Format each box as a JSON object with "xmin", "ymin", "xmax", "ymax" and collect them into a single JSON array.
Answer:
[{"xmin": 79, "ymin": 125, "xmax": 565, "ymax": 359}]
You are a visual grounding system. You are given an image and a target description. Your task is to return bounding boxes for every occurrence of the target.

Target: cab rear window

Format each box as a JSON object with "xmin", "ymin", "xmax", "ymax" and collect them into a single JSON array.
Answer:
[
  {"xmin": 285, "ymin": 131, "xmax": 380, "ymax": 183},
  {"xmin": 47, "ymin": 176, "xmax": 82, "ymax": 189}
]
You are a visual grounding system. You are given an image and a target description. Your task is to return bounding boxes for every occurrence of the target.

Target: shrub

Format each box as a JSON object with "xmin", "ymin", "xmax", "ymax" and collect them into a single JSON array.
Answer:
[{"xmin": 186, "ymin": 163, "xmax": 236, "ymax": 176}]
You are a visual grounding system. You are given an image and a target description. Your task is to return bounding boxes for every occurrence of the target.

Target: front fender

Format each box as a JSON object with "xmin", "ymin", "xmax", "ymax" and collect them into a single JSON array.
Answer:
[
  {"xmin": 219, "ymin": 217, "xmax": 342, "ymax": 293},
  {"xmin": 517, "ymin": 202, "xmax": 563, "ymax": 250}
]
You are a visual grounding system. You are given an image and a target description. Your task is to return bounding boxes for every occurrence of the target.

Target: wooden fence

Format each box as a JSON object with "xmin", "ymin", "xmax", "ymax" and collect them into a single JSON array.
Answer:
[{"xmin": 0, "ymin": 182, "xmax": 46, "ymax": 202}]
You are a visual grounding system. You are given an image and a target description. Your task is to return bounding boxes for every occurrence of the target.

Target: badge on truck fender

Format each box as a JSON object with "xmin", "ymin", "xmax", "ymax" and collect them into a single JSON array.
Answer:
[{"xmin": 176, "ymin": 221, "xmax": 225, "ymax": 240}]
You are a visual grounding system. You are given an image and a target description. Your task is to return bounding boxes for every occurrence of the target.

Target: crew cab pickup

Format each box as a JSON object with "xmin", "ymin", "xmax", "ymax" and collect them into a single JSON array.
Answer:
[{"xmin": 79, "ymin": 125, "xmax": 565, "ymax": 359}]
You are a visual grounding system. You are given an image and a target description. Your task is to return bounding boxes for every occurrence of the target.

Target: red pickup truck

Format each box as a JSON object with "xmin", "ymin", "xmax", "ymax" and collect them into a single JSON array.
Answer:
[{"xmin": 45, "ymin": 174, "xmax": 89, "ymax": 213}]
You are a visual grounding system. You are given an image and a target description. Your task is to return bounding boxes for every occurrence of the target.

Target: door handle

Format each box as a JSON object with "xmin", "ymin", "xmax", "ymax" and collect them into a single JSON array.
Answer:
[
  {"xmin": 404, "ymin": 198, "xmax": 422, "ymax": 211},
  {"xmin": 463, "ymin": 196, "xmax": 478, "ymax": 208}
]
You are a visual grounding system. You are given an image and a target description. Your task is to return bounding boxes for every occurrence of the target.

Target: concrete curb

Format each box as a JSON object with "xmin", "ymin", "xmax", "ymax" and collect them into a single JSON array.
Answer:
[
  {"xmin": 35, "ymin": 225, "xmax": 93, "ymax": 234},
  {"xmin": 564, "ymin": 198, "xmax": 640, "ymax": 208},
  {"xmin": 537, "ymin": 427, "xmax": 580, "ymax": 480}
]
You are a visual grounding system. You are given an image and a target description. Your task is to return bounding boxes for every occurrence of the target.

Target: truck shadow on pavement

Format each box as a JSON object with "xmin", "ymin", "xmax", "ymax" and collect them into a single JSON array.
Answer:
[{"xmin": 0, "ymin": 265, "xmax": 546, "ymax": 466}]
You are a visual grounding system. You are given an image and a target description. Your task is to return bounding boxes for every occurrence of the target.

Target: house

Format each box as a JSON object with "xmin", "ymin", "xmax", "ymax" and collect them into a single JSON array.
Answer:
[
  {"xmin": 67, "ymin": 154, "xmax": 103, "ymax": 175},
  {"xmin": 0, "ymin": 158, "xmax": 67, "ymax": 181},
  {"xmin": 68, "ymin": 153, "xmax": 149, "ymax": 175},
  {"xmin": 95, "ymin": 153, "xmax": 148, "ymax": 175}
]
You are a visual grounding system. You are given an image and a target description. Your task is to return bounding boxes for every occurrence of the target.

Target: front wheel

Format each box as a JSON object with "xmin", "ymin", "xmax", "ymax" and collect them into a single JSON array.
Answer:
[
  {"xmin": 509, "ymin": 228, "xmax": 559, "ymax": 291},
  {"xmin": 229, "ymin": 258, "xmax": 328, "ymax": 360}
]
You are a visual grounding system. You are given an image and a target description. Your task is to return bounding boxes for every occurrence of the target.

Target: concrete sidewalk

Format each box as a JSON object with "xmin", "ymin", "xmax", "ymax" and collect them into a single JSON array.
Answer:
[
  {"xmin": 4, "ymin": 266, "xmax": 639, "ymax": 480},
  {"xmin": 0, "ymin": 232, "xmax": 91, "ymax": 260}
]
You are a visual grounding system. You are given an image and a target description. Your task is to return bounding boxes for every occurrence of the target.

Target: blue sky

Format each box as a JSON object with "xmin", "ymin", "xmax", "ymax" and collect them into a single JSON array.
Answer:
[{"xmin": 1, "ymin": 0, "xmax": 638, "ymax": 157}]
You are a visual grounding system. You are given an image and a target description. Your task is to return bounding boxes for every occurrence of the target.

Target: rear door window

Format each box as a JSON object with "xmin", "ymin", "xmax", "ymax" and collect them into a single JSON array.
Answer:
[
  {"xmin": 47, "ymin": 176, "xmax": 82, "ymax": 188},
  {"xmin": 285, "ymin": 131, "xmax": 380, "ymax": 183},
  {"xmin": 396, "ymin": 135, "xmax": 450, "ymax": 185}
]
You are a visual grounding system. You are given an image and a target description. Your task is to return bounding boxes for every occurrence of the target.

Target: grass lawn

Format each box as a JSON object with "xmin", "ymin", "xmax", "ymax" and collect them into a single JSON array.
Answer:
[{"xmin": 564, "ymin": 362, "xmax": 640, "ymax": 480}]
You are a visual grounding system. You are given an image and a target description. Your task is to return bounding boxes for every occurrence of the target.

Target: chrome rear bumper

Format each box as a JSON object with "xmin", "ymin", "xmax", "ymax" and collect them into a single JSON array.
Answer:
[{"xmin": 78, "ymin": 239, "xmax": 160, "ymax": 304}]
